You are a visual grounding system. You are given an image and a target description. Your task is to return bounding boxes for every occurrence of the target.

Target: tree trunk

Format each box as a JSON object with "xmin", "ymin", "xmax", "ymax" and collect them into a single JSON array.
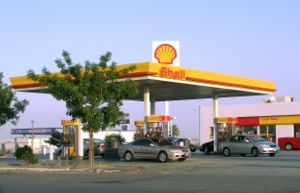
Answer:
[{"xmin": 88, "ymin": 129, "xmax": 95, "ymax": 168}]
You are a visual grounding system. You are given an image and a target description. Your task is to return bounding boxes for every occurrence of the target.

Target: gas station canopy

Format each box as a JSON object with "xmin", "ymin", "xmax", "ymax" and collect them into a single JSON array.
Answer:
[
  {"xmin": 10, "ymin": 62, "xmax": 276, "ymax": 101},
  {"xmin": 10, "ymin": 61, "xmax": 277, "ymax": 154}
]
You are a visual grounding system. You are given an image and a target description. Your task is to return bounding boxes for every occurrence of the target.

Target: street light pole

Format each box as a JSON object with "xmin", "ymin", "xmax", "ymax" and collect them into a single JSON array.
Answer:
[
  {"xmin": 31, "ymin": 120, "xmax": 34, "ymax": 149},
  {"xmin": 198, "ymin": 106, "xmax": 201, "ymax": 146}
]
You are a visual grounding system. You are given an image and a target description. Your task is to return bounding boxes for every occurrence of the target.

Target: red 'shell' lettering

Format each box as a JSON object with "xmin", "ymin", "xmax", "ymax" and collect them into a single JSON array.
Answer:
[{"xmin": 160, "ymin": 67, "xmax": 186, "ymax": 80}]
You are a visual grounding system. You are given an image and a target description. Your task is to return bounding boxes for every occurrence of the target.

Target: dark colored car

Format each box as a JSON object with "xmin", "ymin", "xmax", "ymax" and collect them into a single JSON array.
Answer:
[
  {"xmin": 200, "ymin": 141, "xmax": 214, "ymax": 155},
  {"xmin": 83, "ymin": 138, "xmax": 105, "ymax": 156},
  {"xmin": 189, "ymin": 144, "xmax": 197, "ymax": 152},
  {"xmin": 168, "ymin": 137, "xmax": 196, "ymax": 152}
]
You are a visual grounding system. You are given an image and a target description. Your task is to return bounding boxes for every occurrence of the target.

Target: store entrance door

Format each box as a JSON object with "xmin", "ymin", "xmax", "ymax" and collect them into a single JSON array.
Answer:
[{"xmin": 260, "ymin": 125, "xmax": 276, "ymax": 142}]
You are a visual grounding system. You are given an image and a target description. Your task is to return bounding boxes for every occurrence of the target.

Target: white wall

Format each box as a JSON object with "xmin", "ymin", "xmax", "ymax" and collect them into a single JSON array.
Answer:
[
  {"xmin": 276, "ymin": 125, "xmax": 294, "ymax": 143},
  {"xmin": 81, "ymin": 130, "xmax": 135, "ymax": 143}
]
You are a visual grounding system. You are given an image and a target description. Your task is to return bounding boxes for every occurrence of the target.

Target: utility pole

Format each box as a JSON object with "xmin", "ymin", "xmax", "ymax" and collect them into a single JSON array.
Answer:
[{"xmin": 198, "ymin": 106, "xmax": 201, "ymax": 146}]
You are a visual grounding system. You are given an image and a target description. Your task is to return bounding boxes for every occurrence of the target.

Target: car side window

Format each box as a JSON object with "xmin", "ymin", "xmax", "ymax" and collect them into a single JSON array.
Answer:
[
  {"xmin": 141, "ymin": 139, "xmax": 151, "ymax": 146},
  {"xmin": 244, "ymin": 137, "xmax": 250, "ymax": 143},
  {"xmin": 239, "ymin": 136, "xmax": 250, "ymax": 143},
  {"xmin": 132, "ymin": 140, "xmax": 142, "ymax": 146},
  {"xmin": 132, "ymin": 139, "xmax": 153, "ymax": 146},
  {"xmin": 229, "ymin": 136, "xmax": 238, "ymax": 142}
]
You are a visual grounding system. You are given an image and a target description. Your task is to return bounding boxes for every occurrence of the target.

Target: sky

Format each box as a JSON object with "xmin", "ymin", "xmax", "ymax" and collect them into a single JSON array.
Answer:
[{"xmin": 0, "ymin": 0, "xmax": 300, "ymax": 140}]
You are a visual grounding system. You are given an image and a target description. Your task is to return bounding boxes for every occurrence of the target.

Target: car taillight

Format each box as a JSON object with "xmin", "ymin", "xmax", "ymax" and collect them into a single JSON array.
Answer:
[{"xmin": 98, "ymin": 144, "xmax": 105, "ymax": 151}]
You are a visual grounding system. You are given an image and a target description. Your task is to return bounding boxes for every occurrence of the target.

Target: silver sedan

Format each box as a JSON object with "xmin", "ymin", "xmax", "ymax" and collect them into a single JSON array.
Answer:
[
  {"xmin": 118, "ymin": 138, "xmax": 191, "ymax": 162},
  {"xmin": 218, "ymin": 134, "xmax": 280, "ymax": 157}
]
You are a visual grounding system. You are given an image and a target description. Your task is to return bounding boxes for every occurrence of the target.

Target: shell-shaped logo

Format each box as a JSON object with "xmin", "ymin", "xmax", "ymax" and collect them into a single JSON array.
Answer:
[{"xmin": 154, "ymin": 44, "xmax": 177, "ymax": 64}]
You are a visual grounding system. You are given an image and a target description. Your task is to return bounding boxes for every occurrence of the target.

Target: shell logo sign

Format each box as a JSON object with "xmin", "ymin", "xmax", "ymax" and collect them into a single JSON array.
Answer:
[
  {"xmin": 154, "ymin": 44, "xmax": 177, "ymax": 64},
  {"xmin": 152, "ymin": 41, "xmax": 180, "ymax": 66}
]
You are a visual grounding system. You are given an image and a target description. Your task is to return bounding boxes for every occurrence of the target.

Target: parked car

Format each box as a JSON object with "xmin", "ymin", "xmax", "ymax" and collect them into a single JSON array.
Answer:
[
  {"xmin": 189, "ymin": 144, "xmax": 197, "ymax": 152},
  {"xmin": 200, "ymin": 141, "xmax": 214, "ymax": 155},
  {"xmin": 218, "ymin": 134, "xmax": 280, "ymax": 157},
  {"xmin": 83, "ymin": 138, "xmax": 105, "ymax": 156},
  {"xmin": 278, "ymin": 137, "xmax": 300, "ymax": 150},
  {"xmin": 118, "ymin": 138, "xmax": 191, "ymax": 162},
  {"xmin": 168, "ymin": 137, "xmax": 196, "ymax": 152}
]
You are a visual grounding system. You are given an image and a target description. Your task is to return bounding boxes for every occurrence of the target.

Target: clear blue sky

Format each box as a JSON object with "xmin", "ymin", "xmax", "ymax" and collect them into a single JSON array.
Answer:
[{"xmin": 1, "ymin": 1, "xmax": 300, "ymax": 139}]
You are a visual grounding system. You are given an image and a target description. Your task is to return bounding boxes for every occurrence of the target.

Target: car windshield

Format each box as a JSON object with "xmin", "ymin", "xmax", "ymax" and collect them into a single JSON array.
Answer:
[
  {"xmin": 249, "ymin": 136, "xmax": 267, "ymax": 142},
  {"xmin": 157, "ymin": 139, "xmax": 173, "ymax": 146},
  {"xmin": 93, "ymin": 139, "xmax": 104, "ymax": 143}
]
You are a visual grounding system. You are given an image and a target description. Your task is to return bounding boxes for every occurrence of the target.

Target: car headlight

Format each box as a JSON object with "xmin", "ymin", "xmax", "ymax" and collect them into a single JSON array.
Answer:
[{"xmin": 261, "ymin": 144, "xmax": 270, "ymax": 148}]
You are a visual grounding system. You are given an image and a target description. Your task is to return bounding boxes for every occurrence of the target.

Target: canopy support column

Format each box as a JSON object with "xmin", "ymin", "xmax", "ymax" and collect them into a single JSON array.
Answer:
[
  {"xmin": 144, "ymin": 87, "xmax": 150, "ymax": 136},
  {"xmin": 213, "ymin": 95, "xmax": 219, "ymax": 152},
  {"xmin": 164, "ymin": 101, "xmax": 169, "ymax": 115},
  {"xmin": 151, "ymin": 97, "xmax": 156, "ymax": 115}
]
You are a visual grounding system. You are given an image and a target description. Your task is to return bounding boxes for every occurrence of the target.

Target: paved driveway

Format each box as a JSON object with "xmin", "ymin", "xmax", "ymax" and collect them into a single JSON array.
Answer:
[{"xmin": 0, "ymin": 151, "xmax": 300, "ymax": 193}]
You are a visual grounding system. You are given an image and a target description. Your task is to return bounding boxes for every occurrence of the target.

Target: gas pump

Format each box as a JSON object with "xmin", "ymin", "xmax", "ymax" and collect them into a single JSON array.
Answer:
[
  {"xmin": 134, "ymin": 121, "xmax": 144, "ymax": 139},
  {"xmin": 145, "ymin": 115, "xmax": 171, "ymax": 141},
  {"xmin": 216, "ymin": 117, "xmax": 238, "ymax": 141},
  {"xmin": 61, "ymin": 119, "xmax": 82, "ymax": 157}
]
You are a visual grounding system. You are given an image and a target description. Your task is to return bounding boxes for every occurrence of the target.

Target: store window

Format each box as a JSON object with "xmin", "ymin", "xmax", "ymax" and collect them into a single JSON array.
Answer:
[
  {"xmin": 241, "ymin": 126, "xmax": 257, "ymax": 135},
  {"xmin": 294, "ymin": 124, "xmax": 300, "ymax": 137},
  {"xmin": 260, "ymin": 125, "xmax": 276, "ymax": 142}
]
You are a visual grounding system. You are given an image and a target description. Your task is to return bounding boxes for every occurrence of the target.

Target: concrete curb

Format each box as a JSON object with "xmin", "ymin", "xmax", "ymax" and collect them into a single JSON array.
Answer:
[{"xmin": 0, "ymin": 167, "xmax": 120, "ymax": 173}]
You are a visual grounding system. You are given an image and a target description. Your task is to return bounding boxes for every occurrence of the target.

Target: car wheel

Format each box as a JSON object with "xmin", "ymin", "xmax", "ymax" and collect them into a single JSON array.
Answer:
[
  {"xmin": 124, "ymin": 151, "xmax": 133, "ymax": 162},
  {"xmin": 223, "ymin": 147, "xmax": 231, "ymax": 157},
  {"xmin": 269, "ymin": 153, "xmax": 276, "ymax": 157},
  {"xmin": 204, "ymin": 147, "xmax": 210, "ymax": 155},
  {"xmin": 241, "ymin": 154, "xmax": 246, "ymax": 157},
  {"xmin": 285, "ymin": 143, "xmax": 293, "ymax": 150},
  {"xmin": 158, "ymin": 151, "xmax": 168, "ymax": 163},
  {"xmin": 178, "ymin": 158, "xmax": 186, "ymax": 161},
  {"xmin": 251, "ymin": 148, "xmax": 259, "ymax": 157}
]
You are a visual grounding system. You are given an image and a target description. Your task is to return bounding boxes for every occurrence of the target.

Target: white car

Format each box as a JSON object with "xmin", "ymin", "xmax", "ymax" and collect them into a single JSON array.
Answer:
[{"xmin": 218, "ymin": 134, "xmax": 280, "ymax": 157}]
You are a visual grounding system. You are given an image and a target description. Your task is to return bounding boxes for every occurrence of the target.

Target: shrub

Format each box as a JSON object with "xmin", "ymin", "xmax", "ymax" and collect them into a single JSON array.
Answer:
[
  {"xmin": 0, "ymin": 152, "xmax": 4, "ymax": 157},
  {"xmin": 14, "ymin": 145, "xmax": 38, "ymax": 164},
  {"xmin": 105, "ymin": 134, "xmax": 125, "ymax": 148}
]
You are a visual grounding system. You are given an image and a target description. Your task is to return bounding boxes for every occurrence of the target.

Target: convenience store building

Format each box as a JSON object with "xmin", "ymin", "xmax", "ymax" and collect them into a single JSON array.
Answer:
[{"xmin": 200, "ymin": 96, "xmax": 300, "ymax": 144}]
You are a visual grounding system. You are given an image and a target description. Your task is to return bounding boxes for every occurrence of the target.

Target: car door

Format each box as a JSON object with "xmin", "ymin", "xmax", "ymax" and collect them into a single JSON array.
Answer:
[
  {"xmin": 139, "ymin": 139, "xmax": 157, "ymax": 159},
  {"xmin": 131, "ymin": 139, "xmax": 144, "ymax": 158},
  {"xmin": 131, "ymin": 139, "xmax": 153, "ymax": 158},
  {"xmin": 228, "ymin": 136, "xmax": 237, "ymax": 153},
  {"xmin": 235, "ymin": 136, "xmax": 252, "ymax": 154}
]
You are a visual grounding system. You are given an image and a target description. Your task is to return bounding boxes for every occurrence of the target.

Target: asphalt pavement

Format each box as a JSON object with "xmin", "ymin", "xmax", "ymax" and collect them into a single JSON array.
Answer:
[{"xmin": 0, "ymin": 151, "xmax": 300, "ymax": 193}]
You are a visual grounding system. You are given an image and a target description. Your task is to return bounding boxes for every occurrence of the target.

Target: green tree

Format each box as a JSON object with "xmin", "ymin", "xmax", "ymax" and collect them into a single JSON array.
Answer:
[
  {"xmin": 27, "ymin": 51, "xmax": 138, "ymax": 167},
  {"xmin": 0, "ymin": 73, "xmax": 28, "ymax": 126},
  {"xmin": 172, "ymin": 124, "xmax": 180, "ymax": 137},
  {"xmin": 14, "ymin": 145, "xmax": 38, "ymax": 164},
  {"xmin": 45, "ymin": 131, "xmax": 71, "ymax": 148}
]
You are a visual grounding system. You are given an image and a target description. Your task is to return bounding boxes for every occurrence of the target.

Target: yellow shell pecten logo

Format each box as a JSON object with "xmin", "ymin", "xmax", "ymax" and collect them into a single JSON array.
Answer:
[{"xmin": 154, "ymin": 44, "xmax": 177, "ymax": 64}]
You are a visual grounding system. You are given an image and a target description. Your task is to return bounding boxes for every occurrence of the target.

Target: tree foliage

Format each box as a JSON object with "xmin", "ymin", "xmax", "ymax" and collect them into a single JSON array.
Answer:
[
  {"xmin": 27, "ymin": 51, "xmax": 138, "ymax": 167},
  {"xmin": 14, "ymin": 145, "xmax": 38, "ymax": 164},
  {"xmin": 0, "ymin": 73, "xmax": 29, "ymax": 126},
  {"xmin": 45, "ymin": 131, "xmax": 71, "ymax": 147},
  {"xmin": 172, "ymin": 124, "xmax": 180, "ymax": 137}
]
